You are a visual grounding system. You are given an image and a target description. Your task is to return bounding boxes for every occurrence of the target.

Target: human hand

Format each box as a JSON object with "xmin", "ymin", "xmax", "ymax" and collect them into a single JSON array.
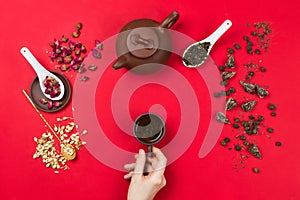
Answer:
[{"xmin": 124, "ymin": 147, "xmax": 167, "ymax": 200}]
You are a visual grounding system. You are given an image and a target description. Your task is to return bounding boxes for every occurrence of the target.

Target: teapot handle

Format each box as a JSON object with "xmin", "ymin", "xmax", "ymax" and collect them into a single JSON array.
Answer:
[{"xmin": 160, "ymin": 11, "xmax": 179, "ymax": 29}]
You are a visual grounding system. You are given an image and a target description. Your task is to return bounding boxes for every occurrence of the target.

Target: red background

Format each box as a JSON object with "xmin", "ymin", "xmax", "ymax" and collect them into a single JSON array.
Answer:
[{"xmin": 1, "ymin": 0, "xmax": 299, "ymax": 199}]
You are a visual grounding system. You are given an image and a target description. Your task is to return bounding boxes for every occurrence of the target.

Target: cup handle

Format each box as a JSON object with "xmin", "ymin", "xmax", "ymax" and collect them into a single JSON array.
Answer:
[{"xmin": 160, "ymin": 11, "xmax": 179, "ymax": 29}]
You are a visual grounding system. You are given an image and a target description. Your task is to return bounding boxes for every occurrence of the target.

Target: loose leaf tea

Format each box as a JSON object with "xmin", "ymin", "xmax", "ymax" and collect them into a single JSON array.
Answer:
[
  {"xmin": 216, "ymin": 112, "xmax": 231, "ymax": 124},
  {"xmin": 255, "ymin": 84, "xmax": 269, "ymax": 98},
  {"xmin": 225, "ymin": 54, "xmax": 235, "ymax": 68},
  {"xmin": 248, "ymin": 144, "xmax": 262, "ymax": 159},
  {"xmin": 241, "ymin": 100, "xmax": 257, "ymax": 112},
  {"xmin": 225, "ymin": 97, "xmax": 238, "ymax": 111},
  {"xmin": 240, "ymin": 81, "xmax": 256, "ymax": 94},
  {"xmin": 182, "ymin": 42, "xmax": 211, "ymax": 66},
  {"xmin": 222, "ymin": 71, "xmax": 236, "ymax": 81}
]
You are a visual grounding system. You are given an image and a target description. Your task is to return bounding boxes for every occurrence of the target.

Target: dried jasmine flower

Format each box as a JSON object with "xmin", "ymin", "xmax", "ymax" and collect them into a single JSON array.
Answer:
[
  {"xmin": 248, "ymin": 144, "xmax": 262, "ymax": 159},
  {"xmin": 241, "ymin": 100, "xmax": 257, "ymax": 112},
  {"xmin": 255, "ymin": 84, "xmax": 269, "ymax": 98},
  {"xmin": 225, "ymin": 54, "xmax": 235, "ymax": 68},
  {"xmin": 222, "ymin": 71, "xmax": 236, "ymax": 81},
  {"xmin": 225, "ymin": 97, "xmax": 238, "ymax": 110},
  {"xmin": 240, "ymin": 81, "xmax": 256, "ymax": 94},
  {"xmin": 216, "ymin": 112, "xmax": 231, "ymax": 124}
]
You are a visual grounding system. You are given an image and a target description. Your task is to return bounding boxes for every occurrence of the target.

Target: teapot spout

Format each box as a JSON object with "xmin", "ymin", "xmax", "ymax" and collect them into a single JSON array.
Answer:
[{"xmin": 112, "ymin": 55, "xmax": 128, "ymax": 70}]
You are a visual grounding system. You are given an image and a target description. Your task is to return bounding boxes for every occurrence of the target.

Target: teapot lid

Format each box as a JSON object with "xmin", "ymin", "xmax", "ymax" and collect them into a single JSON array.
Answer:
[{"xmin": 126, "ymin": 27, "xmax": 159, "ymax": 58}]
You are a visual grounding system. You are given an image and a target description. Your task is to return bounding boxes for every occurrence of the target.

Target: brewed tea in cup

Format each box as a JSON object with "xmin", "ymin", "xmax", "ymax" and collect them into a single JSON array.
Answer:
[{"xmin": 133, "ymin": 113, "xmax": 165, "ymax": 152}]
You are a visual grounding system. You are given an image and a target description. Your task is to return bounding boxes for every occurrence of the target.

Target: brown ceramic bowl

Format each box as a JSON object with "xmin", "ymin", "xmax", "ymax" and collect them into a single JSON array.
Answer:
[{"xmin": 29, "ymin": 71, "xmax": 71, "ymax": 112}]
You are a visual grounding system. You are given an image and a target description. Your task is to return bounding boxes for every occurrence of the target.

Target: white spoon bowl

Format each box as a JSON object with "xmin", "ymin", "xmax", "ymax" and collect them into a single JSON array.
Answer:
[{"xmin": 20, "ymin": 47, "xmax": 65, "ymax": 101}]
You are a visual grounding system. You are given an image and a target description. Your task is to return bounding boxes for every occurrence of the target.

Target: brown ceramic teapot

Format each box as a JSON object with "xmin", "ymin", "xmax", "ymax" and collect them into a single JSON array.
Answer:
[{"xmin": 112, "ymin": 11, "xmax": 179, "ymax": 70}]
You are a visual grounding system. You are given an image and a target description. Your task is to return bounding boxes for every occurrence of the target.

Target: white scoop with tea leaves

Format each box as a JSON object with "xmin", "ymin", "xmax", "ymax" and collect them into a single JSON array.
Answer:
[
  {"xmin": 20, "ymin": 47, "xmax": 65, "ymax": 101},
  {"xmin": 182, "ymin": 19, "xmax": 232, "ymax": 68}
]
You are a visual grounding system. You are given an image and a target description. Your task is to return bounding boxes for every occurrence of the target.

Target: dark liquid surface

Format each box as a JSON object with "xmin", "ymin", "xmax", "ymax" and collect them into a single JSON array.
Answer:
[{"xmin": 134, "ymin": 114, "xmax": 165, "ymax": 144}]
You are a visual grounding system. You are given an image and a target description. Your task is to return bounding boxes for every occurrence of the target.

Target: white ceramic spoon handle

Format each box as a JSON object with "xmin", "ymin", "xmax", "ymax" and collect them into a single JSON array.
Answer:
[
  {"xmin": 203, "ymin": 19, "xmax": 232, "ymax": 47},
  {"xmin": 20, "ymin": 47, "xmax": 48, "ymax": 78}
]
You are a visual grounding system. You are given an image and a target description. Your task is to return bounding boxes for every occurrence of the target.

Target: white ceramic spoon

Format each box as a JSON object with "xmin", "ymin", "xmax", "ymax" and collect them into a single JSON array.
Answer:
[
  {"xmin": 182, "ymin": 19, "xmax": 232, "ymax": 68},
  {"xmin": 20, "ymin": 47, "xmax": 65, "ymax": 101}
]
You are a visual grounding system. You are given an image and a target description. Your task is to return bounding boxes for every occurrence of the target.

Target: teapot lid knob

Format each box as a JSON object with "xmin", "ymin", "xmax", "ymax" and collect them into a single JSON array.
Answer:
[{"xmin": 126, "ymin": 27, "xmax": 159, "ymax": 58}]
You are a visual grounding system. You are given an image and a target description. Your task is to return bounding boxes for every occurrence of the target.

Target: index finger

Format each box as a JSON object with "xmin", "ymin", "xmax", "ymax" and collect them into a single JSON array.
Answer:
[{"xmin": 133, "ymin": 149, "xmax": 146, "ymax": 175}]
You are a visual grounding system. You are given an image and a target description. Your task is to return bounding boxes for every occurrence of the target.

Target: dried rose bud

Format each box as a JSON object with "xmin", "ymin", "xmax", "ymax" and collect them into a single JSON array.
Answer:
[
  {"xmin": 53, "ymin": 101, "xmax": 63, "ymax": 108},
  {"xmin": 54, "ymin": 39, "xmax": 61, "ymax": 47},
  {"xmin": 39, "ymin": 98, "xmax": 48, "ymax": 104},
  {"xmin": 45, "ymin": 88, "xmax": 51, "ymax": 94},
  {"xmin": 62, "ymin": 35, "xmax": 69, "ymax": 43},
  {"xmin": 95, "ymin": 40, "xmax": 103, "ymax": 50},
  {"xmin": 77, "ymin": 56, "xmax": 84, "ymax": 63},
  {"xmin": 56, "ymin": 56, "xmax": 63, "ymax": 64},
  {"xmin": 53, "ymin": 83, "xmax": 60, "ymax": 89},
  {"xmin": 68, "ymin": 41, "xmax": 76, "ymax": 50},
  {"xmin": 59, "ymin": 65, "xmax": 69, "ymax": 72},
  {"xmin": 72, "ymin": 31, "xmax": 80, "ymax": 38},
  {"xmin": 92, "ymin": 48, "xmax": 101, "ymax": 59},
  {"xmin": 63, "ymin": 55, "xmax": 73, "ymax": 64},
  {"xmin": 80, "ymin": 45, "xmax": 86, "ymax": 53},
  {"xmin": 75, "ymin": 49, "xmax": 81, "ymax": 56},
  {"xmin": 71, "ymin": 65, "xmax": 80, "ymax": 71},
  {"xmin": 47, "ymin": 101, "xmax": 53, "ymax": 109},
  {"xmin": 75, "ymin": 42, "xmax": 82, "ymax": 48},
  {"xmin": 49, "ymin": 41, "xmax": 56, "ymax": 48},
  {"xmin": 76, "ymin": 22, "xmax": 83, "ymax": 31}
]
